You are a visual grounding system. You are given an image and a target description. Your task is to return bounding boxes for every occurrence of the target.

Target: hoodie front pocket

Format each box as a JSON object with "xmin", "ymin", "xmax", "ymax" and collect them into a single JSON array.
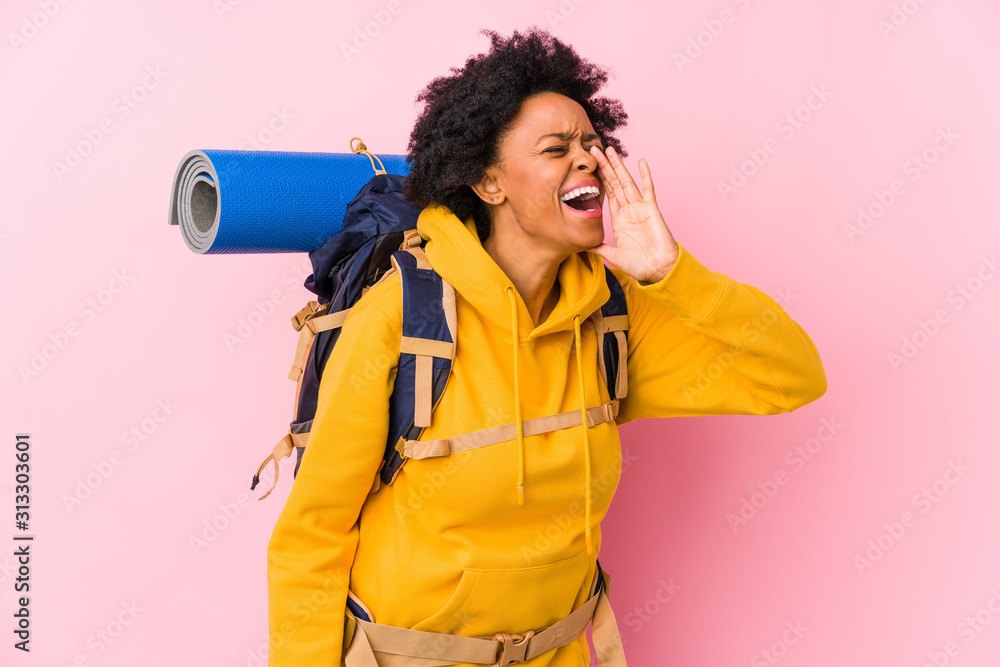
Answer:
[{"xmin": 410, "ymin": 548, "xmax": 592, "ymax": 637}]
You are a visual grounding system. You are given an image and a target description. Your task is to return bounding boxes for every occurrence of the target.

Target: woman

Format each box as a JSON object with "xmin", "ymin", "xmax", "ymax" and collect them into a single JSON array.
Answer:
[{"xmin": 267, "ymin": 27, "xmax": 827, "ymax": 667}]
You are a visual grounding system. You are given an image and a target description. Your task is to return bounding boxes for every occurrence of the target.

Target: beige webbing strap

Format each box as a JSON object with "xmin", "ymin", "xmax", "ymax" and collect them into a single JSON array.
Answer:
[
  {"xmin": 413, "ymin": 355, "xmax": 433, "ymax": 428},
  {"xmin": 252, "ymin": 430, "xmax": 308, "ymax": 501},
  {"xmin": 403, "ymin": 400, "xmax": 619, "ymax": 459},
  {"xmin": 343, "ymin": 622, "xmax": 382, "ymax": 667},
  {"xmin": 308, "ymin": 308, "xmax": 350, "ymax": 333},
  {"xmin": 408, "ymin": 246, "xmax": 433, "ymax": 270},
  {"xmin": 288, "ymin": 322, "xmax": 319, "ymax": 382},
  {"xmin": 602, "ymin": 315, "xmax": 628, "ymax": 332},
  {"xmin": 291, "ymin": 300, "xmax": 326, "ymax": 331},
  {"xmin": 592, "ymin": 570, "xmax": 627, "ymax": 666},
  {"xmin": 400, "ymin": 337, "xmax": 456, "ymax": 429},
  {"xmin": 401, "ymin": 228, "xmax": 423, "ymax": 249},
  {"xmin": 603, "ymin": 314, "xmax": 629, "ymax": 400},
  {"xmin": 391, "ymin": 245, "xmax": 433, "ymax": 272},
  {"xmin": 612, "ymin": 330, "xmax": 628, "ymax": 399},
  {"xmin": 287, "ymin": 304, "xmax": 351, "ymax": 382},
  {"xmin": 345, "ymin": 619, "xmax": 493, "ymax": 667},
  {"xmin": 342, "ymin": 571, "xmax": 627, "ymax": 667},
  {"xmin": 400, "ymin": 338, "xmax": 455, "ymax": 359}
]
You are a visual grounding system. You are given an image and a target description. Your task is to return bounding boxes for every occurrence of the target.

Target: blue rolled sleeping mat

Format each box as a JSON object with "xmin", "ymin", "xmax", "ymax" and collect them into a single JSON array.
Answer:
[{"xmin": 168, "ymin": 146, "xmax": 410, "ymax": 254}]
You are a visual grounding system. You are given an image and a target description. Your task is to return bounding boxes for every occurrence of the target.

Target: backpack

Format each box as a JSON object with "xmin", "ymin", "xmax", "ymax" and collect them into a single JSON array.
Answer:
[{"xmin": 250, "ymin": 158, "xmax": 631, "ymax": 502}]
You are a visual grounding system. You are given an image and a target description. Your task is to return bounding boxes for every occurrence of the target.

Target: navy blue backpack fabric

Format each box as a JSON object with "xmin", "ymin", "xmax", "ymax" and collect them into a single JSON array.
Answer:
[{"xmin": 291, "ymin": 173, "xmax": 421, "ymax": 477}]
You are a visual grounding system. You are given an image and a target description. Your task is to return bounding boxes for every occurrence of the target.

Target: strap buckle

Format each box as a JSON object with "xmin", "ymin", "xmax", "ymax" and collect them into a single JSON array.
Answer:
[
  {"xmin": 492, "ymin": 629, "xmax": 535, "ymax": 666},
  {"xmin": 291, "ymin": 301, "xmax": 328, "ymax": 331}
]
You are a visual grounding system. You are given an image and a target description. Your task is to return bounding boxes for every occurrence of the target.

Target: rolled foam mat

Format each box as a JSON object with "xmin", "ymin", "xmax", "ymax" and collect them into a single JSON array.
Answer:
[{"xmin": 168, "ymin": 149, "xmax": 410, "ymax": 254}]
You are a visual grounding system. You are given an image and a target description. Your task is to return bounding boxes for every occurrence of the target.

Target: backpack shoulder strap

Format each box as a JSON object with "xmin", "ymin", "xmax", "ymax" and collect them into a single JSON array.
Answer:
[
  {"xmin": 395, "ymin": 262, "xmax": 629, "ymax": 465},
  {"xmin": 376, "ymin": 246, "xmax": 457, "ymax": 490},
  {"xmin": 595, "ymin": 264, "xmax": 629, "ymax": 401}
]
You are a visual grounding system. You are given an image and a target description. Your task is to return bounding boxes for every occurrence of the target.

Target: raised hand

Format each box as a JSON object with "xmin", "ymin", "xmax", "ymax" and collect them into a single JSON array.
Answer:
[{"xmin": 588, "ymin": 145, "xmax": 679, "ymax": 285}]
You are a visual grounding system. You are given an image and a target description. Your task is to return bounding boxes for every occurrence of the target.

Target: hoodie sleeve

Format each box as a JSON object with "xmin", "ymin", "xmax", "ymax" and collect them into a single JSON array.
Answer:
[
  {"xmin": 267, "ymin": 275, "xmax": 401, "ymax": 667},
  {"xmin": 612, "ymin": 241, "xmax": 827, "ymax": 424}
]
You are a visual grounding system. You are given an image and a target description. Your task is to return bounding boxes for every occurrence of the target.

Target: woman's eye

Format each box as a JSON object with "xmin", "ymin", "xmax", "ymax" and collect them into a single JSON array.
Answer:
[{"xmin": 544, "ymin": 145, "xmax": 602, "ymax": 154}]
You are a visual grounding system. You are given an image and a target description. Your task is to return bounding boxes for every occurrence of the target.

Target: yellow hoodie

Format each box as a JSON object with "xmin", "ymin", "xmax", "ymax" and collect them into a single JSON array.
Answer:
[{"xmin": 267, "ymin": 203, "xmax": 827, "ymax": 666}]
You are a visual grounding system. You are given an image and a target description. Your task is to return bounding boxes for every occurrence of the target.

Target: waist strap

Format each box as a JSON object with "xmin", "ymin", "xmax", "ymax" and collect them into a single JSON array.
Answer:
[{"xmin": 343, "ymin": 569, "xmax": 627, "ymax": 667}]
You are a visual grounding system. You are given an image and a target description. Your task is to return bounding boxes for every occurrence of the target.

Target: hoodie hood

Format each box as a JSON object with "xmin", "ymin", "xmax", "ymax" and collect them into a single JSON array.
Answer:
[{"xmin": 416, "ymin": 203, "xmax": 611, "ymax": 554}]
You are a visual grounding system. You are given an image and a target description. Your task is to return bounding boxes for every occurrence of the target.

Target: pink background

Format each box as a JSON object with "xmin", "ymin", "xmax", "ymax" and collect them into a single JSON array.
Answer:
[{"xmin": 3, "ymin": 0, "xmax": 1000, "ymax": 665}]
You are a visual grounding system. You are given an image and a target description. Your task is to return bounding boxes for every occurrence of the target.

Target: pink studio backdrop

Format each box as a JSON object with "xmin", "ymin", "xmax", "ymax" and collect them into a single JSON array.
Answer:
[{"xmin": 3, "ymin": 1, "xmax": 999, "ymax": 665}]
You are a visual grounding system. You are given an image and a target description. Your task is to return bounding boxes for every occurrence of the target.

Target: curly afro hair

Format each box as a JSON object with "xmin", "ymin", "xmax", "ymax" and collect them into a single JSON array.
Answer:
[{"xmin": 402, "ymin": 26, "xmax": 629, "ymax": 243}]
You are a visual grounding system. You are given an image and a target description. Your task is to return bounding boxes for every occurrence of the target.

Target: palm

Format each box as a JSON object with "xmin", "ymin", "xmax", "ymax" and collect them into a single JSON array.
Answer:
[{"xmin": 587, "ymin": 146, "xmax": 679, "ymax": 284}]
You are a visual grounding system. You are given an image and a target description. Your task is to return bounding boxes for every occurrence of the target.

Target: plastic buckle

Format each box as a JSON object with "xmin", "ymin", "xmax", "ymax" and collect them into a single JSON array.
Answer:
[
  {"xmin": 492, "ymin": 629, "xmax": 534, "ymax": 666},
  {"xmin": 291, "ymin": 301, "xmax": 322, "ymax": 331},
  {"xmin": 603, "ymin": 402, "xmax": 616, "ymax": 423}
]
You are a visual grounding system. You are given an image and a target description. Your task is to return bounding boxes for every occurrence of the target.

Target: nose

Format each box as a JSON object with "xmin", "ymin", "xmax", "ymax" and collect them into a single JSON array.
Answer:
[{"xmin": 572, "ymin": 141, "xmax": 599, "ymax": 172}]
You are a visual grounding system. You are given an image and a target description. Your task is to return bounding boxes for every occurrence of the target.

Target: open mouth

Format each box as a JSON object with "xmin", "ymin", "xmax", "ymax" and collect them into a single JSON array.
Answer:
[
  {"xmin": 563, "ymin": 195, "xmax": 601, "ymax": 211},
  {"xmin": 561, "ymin": 187, "xmax": 601, "ymax": 212}
]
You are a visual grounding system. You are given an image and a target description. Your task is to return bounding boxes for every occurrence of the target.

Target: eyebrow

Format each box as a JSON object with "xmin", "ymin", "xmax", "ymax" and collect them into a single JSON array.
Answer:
[{"xmin": 536, "ymin": 132, "xmax": 601, "ymax": 144}]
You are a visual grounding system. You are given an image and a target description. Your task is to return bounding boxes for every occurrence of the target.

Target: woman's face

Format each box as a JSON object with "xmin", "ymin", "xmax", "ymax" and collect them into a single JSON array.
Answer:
[{"xmin": 474, "ymin": 91, "xmax": 607, "ymax": 256}]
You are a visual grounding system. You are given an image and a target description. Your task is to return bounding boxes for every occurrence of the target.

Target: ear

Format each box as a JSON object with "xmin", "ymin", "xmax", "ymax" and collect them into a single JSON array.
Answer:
[{"xmin": 470, "ymin": 166, "xmax": 505, "ymax": 206}]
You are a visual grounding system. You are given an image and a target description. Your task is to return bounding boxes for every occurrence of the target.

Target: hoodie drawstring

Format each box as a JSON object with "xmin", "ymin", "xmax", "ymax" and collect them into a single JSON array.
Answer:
[
  {"xmin": 573, "ymin": 314, "xmax": 594, "ymax": 555},
  {"xmin": 506, "ymin": 287, "xmax": 526, "ymax": 506},
  {"xmin": 505, "ymin": 286, "xmax": 593, "ymax": 555}
]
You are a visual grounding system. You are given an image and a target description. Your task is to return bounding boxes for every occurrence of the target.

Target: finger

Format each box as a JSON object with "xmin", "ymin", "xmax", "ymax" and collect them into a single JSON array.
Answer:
[
  {"xmin": 590, "ymin": 146, "xmax": 614, "ymax": 195},
  {"xmin": 591, "ymin": 146, "xmax": 627, "ymax": 205},
  {"xmin": 640, "ymin": 158, "xmax": 656, "ymax": 203},
  {"xmin": 606, "ymin": 146, "xmax": 642, "ymax": 203},
  {"xmin": 589, "ymin": 147, "xmax": 609, "ymax": 186},
  {"xmin": 592, "ymin": 165, "xmax": 616, "ymax": 213},
  {"xmin": 592, "ymin": 154, "xmax": 617, "ymax": 207}
]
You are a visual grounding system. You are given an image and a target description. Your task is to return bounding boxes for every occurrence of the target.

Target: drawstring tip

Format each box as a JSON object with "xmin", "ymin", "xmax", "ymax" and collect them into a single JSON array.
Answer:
[
  {"xmin": 516, "ymin": 485, "xmax": 524, "ymax": 505},
  {"xmin": 586, "ymin": 534, "xmax": 594, "ymax": 554}
]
